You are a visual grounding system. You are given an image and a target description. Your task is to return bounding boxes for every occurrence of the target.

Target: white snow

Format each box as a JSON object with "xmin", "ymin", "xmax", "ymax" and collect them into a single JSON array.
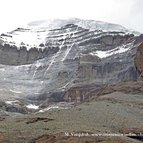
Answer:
[
  {"xmin": 1, "ymin": 18, "xmax": 139, "ymax": 51},
  {"xmin": 62, "ymin": 44, "xmax": 74, "ymax": 61},
  {"xmin": 28, "ymin": 18, "xmax": 140, "ymax": 35},
  {"xmin": 38, "ymin": 102, "xmax": 73, "ymax": 113},
  {"xmin": 13, "ymin": 64, "xmax": 31, "ymax": 70},
  {"xmin": 26, "ymin": 104, "xmax": 39, "ymax": 110},
  {"xmin": 5, "ymin": 100, "xmax": 19, "ymax": 105},
  {"xmin": 9, "ymin": 89, "xmax": 22, "ymax": 94},
  {"xmin": 40, "ymin": 81, "xmax": 44, "ymax": 84},
  {"xmin": 32, "ymin": 69, "xmax": 37, "ymax": 79},
  {"xmin": 32, "ymin": 61, "xmax": 43, "ymax": 79},
  {"xmin": 0, "ymin": 68, "xmax": 5, "ymax": 72},
  {"xmin": 90, "ymin": 45, "xmax": 130, "ymax": 58},
  {"xmin": 59, "ymin": 39, "xmax": 65, "ymax": 49},
  {"xmin": 2, "ymin": 29, "xmax": 47, "ymax": 51},
  {"xmin": 39, "ymin": 106, "xmax": 59, "ymax": 112},
  {"xmin": 39, "ymin": 105, "xmax": 69, "ymax": 113}
]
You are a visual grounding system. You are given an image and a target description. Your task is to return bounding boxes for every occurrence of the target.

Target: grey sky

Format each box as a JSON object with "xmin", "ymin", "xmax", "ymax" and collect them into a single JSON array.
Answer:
[
  {"xmin": 128, "ymin": 0, "xmax": 143, "ymax": 32},
  {"xmin": 0, "ymin": 0, "xmax": 142, "ymax": 33}
]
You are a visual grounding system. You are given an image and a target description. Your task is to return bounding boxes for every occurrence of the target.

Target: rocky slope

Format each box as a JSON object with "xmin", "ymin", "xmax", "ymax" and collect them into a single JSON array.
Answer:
[
  {"xmin": 0, "ymin": 91, "xmax": 143, "ymax": 143},
  {"xmin": 0, "ymin": 18, "xmax": 143, "ymax": 113}
]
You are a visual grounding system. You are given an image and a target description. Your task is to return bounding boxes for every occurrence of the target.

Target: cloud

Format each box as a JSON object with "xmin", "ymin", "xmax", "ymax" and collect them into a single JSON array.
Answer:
[
  {"xmin": 130, "ymin": 0, "xmax": 143, "ymax": 14},
  {"xmin": 126, "ymin": 0, "xmax": 143, "ymax": 32}
]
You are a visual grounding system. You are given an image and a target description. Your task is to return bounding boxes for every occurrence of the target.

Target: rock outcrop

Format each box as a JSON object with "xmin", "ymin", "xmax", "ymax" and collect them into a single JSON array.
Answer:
[
  {"xmin": 135, "ymin": 41, "xmax": 143, "ymax": 78},
  {"xmin": 0, "ymin": 43, "xmax": 59, "ymax": 65}
]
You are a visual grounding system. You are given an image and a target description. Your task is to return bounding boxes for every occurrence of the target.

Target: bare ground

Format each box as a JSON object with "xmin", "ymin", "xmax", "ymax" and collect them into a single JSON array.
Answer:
[{"xmin": 0, "ymin": 92, "xmax": 143, "ymax": 142}]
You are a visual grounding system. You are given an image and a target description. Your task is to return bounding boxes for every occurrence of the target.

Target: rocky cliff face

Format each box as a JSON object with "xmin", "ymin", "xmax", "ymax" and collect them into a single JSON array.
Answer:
[
  {"xmin": 135, "ymin": 42, "xmax": 143, "ymax": 78},
  {"xmin": 0, "ymin": 18, "xmax": 143, "ymax": 108}
]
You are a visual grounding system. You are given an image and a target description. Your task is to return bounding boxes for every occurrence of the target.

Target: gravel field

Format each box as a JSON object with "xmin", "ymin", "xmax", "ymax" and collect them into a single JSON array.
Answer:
[{"xmin": 0, "ymin": 92, "xmax": 143, "ymax": 142}]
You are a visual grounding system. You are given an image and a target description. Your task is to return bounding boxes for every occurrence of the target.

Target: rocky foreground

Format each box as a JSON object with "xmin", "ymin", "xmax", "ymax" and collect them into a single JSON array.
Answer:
[{"xmin": 0, "ymin": 87, "xmax": 143, "ymax": 142}]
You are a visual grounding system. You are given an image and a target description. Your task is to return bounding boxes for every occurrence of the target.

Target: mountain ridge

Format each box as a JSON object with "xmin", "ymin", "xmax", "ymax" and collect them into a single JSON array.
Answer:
[
  {"xmin": 0, "ymin": 18, "xmax": 140, "ymax": 52},
  {"xmin": 0, "ymin": 18, "xmax": 143, "ymax": 114}
]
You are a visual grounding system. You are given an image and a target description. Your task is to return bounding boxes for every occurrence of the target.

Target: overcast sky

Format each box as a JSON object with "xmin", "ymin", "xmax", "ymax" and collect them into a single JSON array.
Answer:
[{"xmin": 0, "ymin": 0, "xmax": 143, "ymax": 33}]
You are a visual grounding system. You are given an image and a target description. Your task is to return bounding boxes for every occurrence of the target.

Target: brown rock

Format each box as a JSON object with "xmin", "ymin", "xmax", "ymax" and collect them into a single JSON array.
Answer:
[
  {"xmin": 135, "ymin": 42, "xmax": 143, "ymax": 78},
  {"xmin": 64, "ymin": 85, "xmax": 101, "ymax": 103}
]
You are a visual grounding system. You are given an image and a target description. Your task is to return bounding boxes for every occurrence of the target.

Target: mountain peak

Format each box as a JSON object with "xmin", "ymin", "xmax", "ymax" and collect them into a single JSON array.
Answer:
[
  {"xmin": 0, "ymin": 18, "xmax": 140, "ymax": 51},
  {"xmin": 28, "ymin": 18, "xmax": 140, "ymax": 35}
]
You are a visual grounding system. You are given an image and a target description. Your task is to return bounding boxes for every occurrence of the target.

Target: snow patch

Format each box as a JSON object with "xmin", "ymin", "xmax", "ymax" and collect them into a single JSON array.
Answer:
[
  {"xmin": 1, "ymin": 18, "xmax": 139, "ymax": 52},
  {"xmin": 38, "ymin": 102, "xmax": 73, "ymax": 113},
  {"xmin": 5, "ymin": 100, "xmax": 19, "ymax": 105},
  {"xmin": 9, "ymin": 89, "xmax": 22, "ymax": 94},
  {"xmin": 40, "ymin": 81, "xmax": 44, "ymax": 84},
  {"xmin": 32, "ymin": 61, "xmax": 43, "ymax": 79},
  {"xmin": 2, "ymin": 28, "xmax": 47, "ymax": 51},
  {"xmin": 39, "ymin": 106, "xmax": 69, "ymax": 113},
  {"xmin": 39, "ymin": 106, "xmax": 60, "ymax": 112},
  {"xmin": 0, "ymin": 68, "xmax": 5, "ymax": 72},
  {"xmin": 90, "ymin": 45, "xmax": 130, "ymax": 58},
  {"xmin": 62, "ymin": 44, "xmax": 74, "ymax": 61},
  {"xmin": 14, "ymin": 64, "xmax": 31, "ymax": 69},
  {"xmin": 26, "ymin": 104, "xmax": 39, "ymax": 110},
  {"xmin": 28, "ymin": 18, "xmax": 140, "ymax": 35}
]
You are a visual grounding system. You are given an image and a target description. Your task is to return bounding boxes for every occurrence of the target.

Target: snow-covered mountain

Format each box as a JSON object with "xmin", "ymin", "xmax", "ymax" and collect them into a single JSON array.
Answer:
[
  {"xmin": 0, "ymin": 18, "xmax": 140, "ymax": 51},
  {"xmin": 0, "ymin": 18, "xmax": 143, "ymax": 114},
  {"xmin": 28, "ymin": 18, "xmax": 140, "ymax": 34}
]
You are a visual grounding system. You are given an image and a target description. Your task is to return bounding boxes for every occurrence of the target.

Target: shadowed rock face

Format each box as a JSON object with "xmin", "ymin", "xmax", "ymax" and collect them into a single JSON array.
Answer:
[
  {"xmin": 135, "ymin": 42, "xmax": 143, "ymax": 78},
  {"xmin": 0, "ymin": 20, "xmax": 143, "ymax": 104},
  {"xmin": 0, "ymin": 43, "xmax": 59, "ymax": 65}
]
